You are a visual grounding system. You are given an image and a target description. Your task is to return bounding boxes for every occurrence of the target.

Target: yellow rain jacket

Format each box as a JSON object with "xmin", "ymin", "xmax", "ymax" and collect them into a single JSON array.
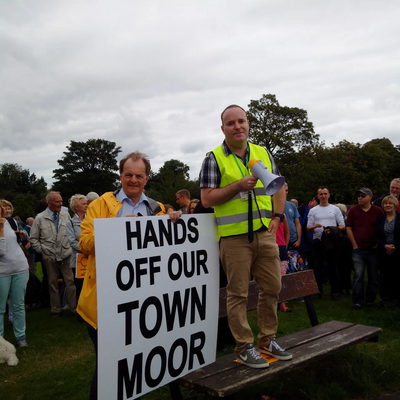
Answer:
[{"xmin": 76, "ymin": 191, "xmax": 165, "ymax": 329}]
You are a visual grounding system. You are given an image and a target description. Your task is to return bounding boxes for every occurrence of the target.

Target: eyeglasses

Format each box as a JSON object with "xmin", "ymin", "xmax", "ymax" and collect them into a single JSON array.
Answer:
[{"xmin": 357, "ymin": 194, "xmax": 366, "ymax": 198}]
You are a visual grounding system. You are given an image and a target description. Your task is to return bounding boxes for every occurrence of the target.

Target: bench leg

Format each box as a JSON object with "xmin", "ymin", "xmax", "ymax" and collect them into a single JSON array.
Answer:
[
  {"xmin": 169, "ymin": 381, "xmax": 183, "ymax": 400},
  {"xmin": 304, "ymin": 295, "xmax": 319, "ymax": 326}
]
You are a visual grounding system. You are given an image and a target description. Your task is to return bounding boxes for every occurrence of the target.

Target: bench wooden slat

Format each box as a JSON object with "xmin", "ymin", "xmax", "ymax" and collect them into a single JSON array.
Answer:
[
  {"xmin": 219, "ymin": 270, "xmax": 319, "ymax": 318},
  {"xmin": 277, "ymin": 320, "xmax": 355, "ymax": 349},
  {"xmin": 177, "ymin": 321, "xmax": 382, "ymax": 398}
]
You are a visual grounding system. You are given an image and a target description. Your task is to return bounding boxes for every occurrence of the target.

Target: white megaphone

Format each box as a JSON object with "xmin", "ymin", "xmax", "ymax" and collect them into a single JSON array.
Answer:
[{"xmin": 248, "ymin": 159, "xmax": 285, "ymax": 195}]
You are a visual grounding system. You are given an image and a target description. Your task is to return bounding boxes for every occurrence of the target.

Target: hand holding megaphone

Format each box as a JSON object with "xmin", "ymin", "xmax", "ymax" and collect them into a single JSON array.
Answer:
[{"xmin": 248, "ymin": 159, "xmax": 285, "ymax": 195}]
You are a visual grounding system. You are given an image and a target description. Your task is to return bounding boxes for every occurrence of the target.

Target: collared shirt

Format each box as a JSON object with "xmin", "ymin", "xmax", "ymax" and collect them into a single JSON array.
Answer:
[
  {"xmin": 199, "ymin": 140, "xmax": 279, "ymax": 188},
  {"xmin": 48, "ymin": 208, "xmax": 59, "ymax": 231},
  {"xmin": 116, "ymin": 189, "xmax": 149, "ymax": 217}
]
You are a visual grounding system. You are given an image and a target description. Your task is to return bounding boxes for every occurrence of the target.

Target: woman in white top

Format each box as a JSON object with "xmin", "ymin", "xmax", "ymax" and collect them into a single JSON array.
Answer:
[{"xmin": 0, "ymin": 201, "xmax": 29, "ymax": 347}]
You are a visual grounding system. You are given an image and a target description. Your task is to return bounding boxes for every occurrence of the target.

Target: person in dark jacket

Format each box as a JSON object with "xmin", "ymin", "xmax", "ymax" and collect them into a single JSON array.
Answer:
[
  {"xmin": 376, "ymin": 195, "xmax": 400, "ymax": 306},
  {"xmin": 374, "ymin": 178, "xmax": 400, "ymax": 210}
]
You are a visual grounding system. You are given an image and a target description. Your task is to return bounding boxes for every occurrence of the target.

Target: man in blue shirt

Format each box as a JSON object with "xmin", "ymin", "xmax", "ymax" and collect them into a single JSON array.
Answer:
[{"xmin": 284, "ymin": 183, "xmax": 301, "ymax": 249}]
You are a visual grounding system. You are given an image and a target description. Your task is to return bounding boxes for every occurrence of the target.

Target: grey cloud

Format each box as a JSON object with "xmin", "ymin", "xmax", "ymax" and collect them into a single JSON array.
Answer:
[{"xmin": 1, "ymin": 0, "xmax": 399, "ymax": 186}]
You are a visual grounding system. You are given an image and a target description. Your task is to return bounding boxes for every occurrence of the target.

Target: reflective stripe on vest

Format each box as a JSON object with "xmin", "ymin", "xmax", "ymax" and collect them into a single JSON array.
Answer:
[{"xmin": 216, "ymin": 209, "xmax": 272, "ymax": 226}]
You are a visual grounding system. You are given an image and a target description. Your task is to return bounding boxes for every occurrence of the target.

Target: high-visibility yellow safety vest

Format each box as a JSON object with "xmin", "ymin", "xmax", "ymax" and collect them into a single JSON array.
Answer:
[{"xmin": 213, "ymin": 143, "xmax": 273, "ymax": 239}]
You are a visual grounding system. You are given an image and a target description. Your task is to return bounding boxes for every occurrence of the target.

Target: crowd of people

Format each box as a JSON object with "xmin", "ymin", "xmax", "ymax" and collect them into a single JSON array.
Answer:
[
  {"xmin": 292, "ymin": 179, "xmax": 400, "ymax": 310},
  {"xmin": 0, "ymin": 104, "xmax": 399, "ymax": 399}
]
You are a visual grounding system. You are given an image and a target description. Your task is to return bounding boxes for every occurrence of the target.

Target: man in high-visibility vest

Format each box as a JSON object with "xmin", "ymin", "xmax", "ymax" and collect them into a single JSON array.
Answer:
[{"xmin": 200, "ymin": 105, "xmax": 292, "ymax": 369}]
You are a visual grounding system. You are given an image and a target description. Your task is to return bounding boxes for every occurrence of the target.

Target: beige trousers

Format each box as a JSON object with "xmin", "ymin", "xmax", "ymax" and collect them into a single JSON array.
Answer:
[
  {"xmin": 220, "ymin": 230, "xmax": 281, "ymax": 354},
  {"xmin": 42, "ymin": 254, "xmax": 77, "ymax": 314}
]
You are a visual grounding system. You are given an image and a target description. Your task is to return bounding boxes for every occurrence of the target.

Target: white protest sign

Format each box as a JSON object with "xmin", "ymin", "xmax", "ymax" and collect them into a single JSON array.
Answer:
[{"xmin": 95, "ymin": 214, "xmax": 220, "ymax": 400}]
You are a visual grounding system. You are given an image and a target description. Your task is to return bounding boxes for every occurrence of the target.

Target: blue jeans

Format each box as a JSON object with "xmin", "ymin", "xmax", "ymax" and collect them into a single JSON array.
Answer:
[
  {"xmin": 352, "ymin": 248, "xmax": 379, "ymax": 305},
  {"xmin": 0, "ymin": 272, "xmax": 29, "ymax": 339}
]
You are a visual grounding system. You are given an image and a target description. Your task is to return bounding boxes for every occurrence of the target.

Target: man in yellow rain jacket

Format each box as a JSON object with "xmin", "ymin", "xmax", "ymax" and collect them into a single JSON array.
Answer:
[{"xmin": 77, "ymin": 151, "xmax": 182, "ymax": 400}]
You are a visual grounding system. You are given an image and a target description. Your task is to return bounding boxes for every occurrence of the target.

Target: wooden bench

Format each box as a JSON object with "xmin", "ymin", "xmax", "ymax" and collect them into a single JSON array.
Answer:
[{"xmin": 169, "ymin": 269, "xmax": 382, "ymax": 399}]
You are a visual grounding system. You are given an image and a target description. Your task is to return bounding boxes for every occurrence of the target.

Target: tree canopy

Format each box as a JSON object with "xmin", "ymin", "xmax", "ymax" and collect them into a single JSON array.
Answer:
[
  {"xmin": 52, "ymin": 139, "xmax": 122, "ymax": 202},
  {"xmin": 146, "ymin": 159, "xmax": 200, "ymax": 207},
  {"xmin": 246, "ymin": 94, "xmax": 399, "ymax": 205},
  {"xmin": 247, "ymin": 94, "xmax": 320, "ymax": 161},
  {"xmin": 0, "ymin": 163, "xmax": 47, "ymax": 221},
  {"xmin": 281, "ymin": 139, "xmax": 400, "ymax": 205}
]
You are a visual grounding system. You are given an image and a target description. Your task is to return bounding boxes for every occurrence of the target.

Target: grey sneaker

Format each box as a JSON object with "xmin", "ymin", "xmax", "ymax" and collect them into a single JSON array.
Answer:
[
  {"xmin": 259, "ymin": 338, "xmax": 292, "ymax": 360},
  {"xmin": 237, "ymin": 343, "xmax": 269, "ymax": 369},
  {"xmin": 16, "ymin": 337, "xmax": 28, "ymax": 348}
]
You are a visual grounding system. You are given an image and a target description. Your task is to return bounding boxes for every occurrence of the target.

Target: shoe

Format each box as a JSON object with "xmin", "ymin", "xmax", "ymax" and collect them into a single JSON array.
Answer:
[
  {"xmin": 352, "ymin": 304, "xmax": 362, "ymax": 310},
  {"xmin": 237, "ymin": 344, "xmax": 270, "ymax": 369},
  {"xmin": 62, "ymin": 304, "xmax": 70, "ymax": 310},
  {"xmin": 259, "ymin": 338, "xmax": 293, "ymax": 360},
  {"xmin": 279, "ymin": 302, "xmax": 292, "ymax": 313},
  {"xmin": 16, "ymin": 337, "xmax": 28, "ymax": 347}
]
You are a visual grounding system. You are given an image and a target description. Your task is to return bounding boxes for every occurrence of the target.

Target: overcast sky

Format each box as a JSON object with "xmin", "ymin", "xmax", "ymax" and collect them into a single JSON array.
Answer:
[{"xmin": 1, "ymin": 1, "xmax": 399, "ymax": 187}]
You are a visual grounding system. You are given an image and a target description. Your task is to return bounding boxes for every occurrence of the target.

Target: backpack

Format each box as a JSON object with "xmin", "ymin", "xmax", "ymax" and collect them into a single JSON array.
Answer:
[{"xmin": 287, "ymin": 249, "xmax": 306, "ymax": 274}]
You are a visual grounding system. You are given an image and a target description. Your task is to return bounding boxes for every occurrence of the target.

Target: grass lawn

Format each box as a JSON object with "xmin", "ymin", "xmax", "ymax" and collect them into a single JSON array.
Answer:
[{"xmin": 1, "ymin": 267, "xmax": 399, "ymax": 400}]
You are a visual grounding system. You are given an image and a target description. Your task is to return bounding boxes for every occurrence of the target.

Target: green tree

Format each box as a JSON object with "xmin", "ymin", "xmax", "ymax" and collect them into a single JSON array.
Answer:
[
  {"xmin": 52, "ymin": 139, "xmax": 122, "ymax": 202},
  {"xmin": 247, "ymin": 94, "xmax": 320, "ymax": 161},
  {"xmin": 0, "ymin": 163, "xmax": 48, "ymax": 220},
  {"xmin": 279, "ymin": 145, "xmax": 324, "ymax": 203},
  {"xmin": 284, "ymin": 139, "xmax": 398, "ymax": 206},
  {"xmin": 146, "ymin": 159, "xmax": 200, "ymax": 207},
  {"xmin": 366, "ymin": 138, "xmax": 400, "ymax": 181}
]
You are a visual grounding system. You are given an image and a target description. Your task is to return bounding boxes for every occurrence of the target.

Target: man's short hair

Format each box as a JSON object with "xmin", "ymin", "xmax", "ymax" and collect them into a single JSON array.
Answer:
[
  {"xmin": 176, "ymin": 189, "xmax": 191, "ymax": 200},
  {"xmin": 317, "ymin": 186, "xmax": 330, "ymax": 193},
  {"xmin": 390, "ymin": 178, "xmax": 400, "ymax": 186},
  {"xmin": 220, "ymin": 104, "xmax": 247, "ymax": 124},
  {"xmin": 86, "ymin": 192, "xmax": 99, "ymax": 202},
  {"xmin": 119, "ymin": 152, "xmax": 151, "ymax": 176},
  {"xmin": 26, "ymin": 217, "xmax": 34, "ymax": 225},
  {"xmin": 382, "ymin": 195, "xmax": 399, "ymax": 209},
  {"xmin": 46, "ymin": 191, "xmax": 61, "ymax": 202}
]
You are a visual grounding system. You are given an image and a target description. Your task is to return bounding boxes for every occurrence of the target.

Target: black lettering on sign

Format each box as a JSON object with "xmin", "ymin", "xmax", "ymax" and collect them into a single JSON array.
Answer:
[
  {"xmin": 191, "ymin": 284, "xmax": 206, "ymax": 324},
  {"xmin": 116, "ymin": 260, "xmax": 134, "ymax": 291},
  {"xmin": 189, "ymin": 331, "xmax": 206, "ymax": 369},
  {"xmin": 167, "ymin": 251, "xmax": 209, "ymax": 281},
  {"xmin": 187, "ymin": 217, "xmax": 199, "ymax": 243},
  {"xmin": 142, "ymin": 220, "xmax": 159, "ymax": 248},
  {"xmin": 117, "ymin": 353, "xmax": 143, "ymax": 400},
  {"xmin": 163, "ymin": 289, "xmax": 190, "ymax": 332},
  {"xmin": 173, "ymin": 219, "xmax": 186, "ymax": 245},
  {"xmin": 167, "ymin": 253, "xmax": 182, "ymax": 281},
  {"xmin": 168, "ymin": 338, "xmax": 187, "ymax": 377},
  {"xmin": 118, "ymin": 301, "xmax": 139, "ymax": 346},
  {"xmin": 126, "ymin": 220, "xmax": 142, "ymax": 250},
  {"xmin": 158, "ymin": 218, "xmax": 172, "ymax": 246},
  {"xmin": 117, "ymin": 332, "xmax": 206, "ymax": 398},
  {"xmin": 144, "ymin": 346, "xmax": 167, "ymax": 388},
  {"xmin": 139, "ymin": 296, "xmax": 163, "ymax": 339},
  {"xmin": 196, "ymin": 249, "xmax": 209, "ymax": 275}
]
